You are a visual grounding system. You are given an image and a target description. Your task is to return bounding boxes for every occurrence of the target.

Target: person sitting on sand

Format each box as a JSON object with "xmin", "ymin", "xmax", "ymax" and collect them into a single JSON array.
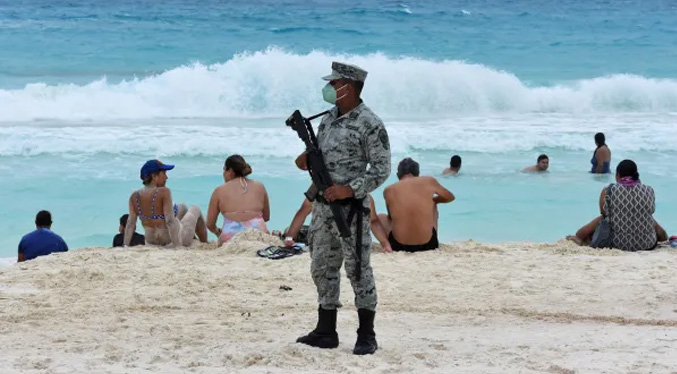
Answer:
[
  {"xmin": 276, "ymin": 195, "xmax": 392, "ymax": 252},
  {"xmin": 18, "ymin": 210, "xmax": 68, "ymax": 262},
  {"xmin": 591, "ymin": 132, "xmax": 611, "ymax": 174},
  {"xmin": 124, "ymin": 160, "xmax": 208, "ymax": 247},
  {"xmin": 566, "ymin": 159, "xmax": 667, "ymax": 251},
  {"xmin": 442, "ymin": 155, "xmax": 462, "ymax": 176},
  {"xmin": 524, "ymin": 154, "xmax": 549, "ymax": 172},
  {"xmin": 378, "ymin": 158, "xmax": 455, "ymax": 252},
  {"xmin": 206, "ymin": 155, "xmax": 270, "ymax": 245},
  {"xmin": 113, "ymin": 214, "xmax": 144, "ymax": 247}
]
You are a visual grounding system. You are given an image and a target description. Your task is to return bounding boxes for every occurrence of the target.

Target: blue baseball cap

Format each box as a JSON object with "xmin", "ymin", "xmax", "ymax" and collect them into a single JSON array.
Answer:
[{"xmin": 140, "ymin": 159, "xmax": 174, "ymax": 179}]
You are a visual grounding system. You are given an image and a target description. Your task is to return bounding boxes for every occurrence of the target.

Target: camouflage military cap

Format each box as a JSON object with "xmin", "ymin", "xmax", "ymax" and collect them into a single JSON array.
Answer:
[{"xmin": 322, "ymin": 61, "xmax": 368, "ymax": 82}]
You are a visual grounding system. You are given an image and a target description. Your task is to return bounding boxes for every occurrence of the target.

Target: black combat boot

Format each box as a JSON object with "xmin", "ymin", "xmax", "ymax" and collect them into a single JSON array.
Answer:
[
  {"xmin": 296, "ymin": 307, "xmax": 339, "ymax": 348},
  {"xmin": 353, "ymin": 309, "xmax": 378, "ymax": 355}
]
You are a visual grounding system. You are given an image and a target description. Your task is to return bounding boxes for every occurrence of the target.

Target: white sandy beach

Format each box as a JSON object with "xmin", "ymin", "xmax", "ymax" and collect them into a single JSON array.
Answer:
[{"xmin": 1, "ymin": 230, "xmax": 675, "ymax": 374}]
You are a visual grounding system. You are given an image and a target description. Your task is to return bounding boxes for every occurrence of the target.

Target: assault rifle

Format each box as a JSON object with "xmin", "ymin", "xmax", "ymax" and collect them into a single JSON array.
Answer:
[{"xmin": 286, "ymin": 110, "xmax": 351, "ymax": 238}]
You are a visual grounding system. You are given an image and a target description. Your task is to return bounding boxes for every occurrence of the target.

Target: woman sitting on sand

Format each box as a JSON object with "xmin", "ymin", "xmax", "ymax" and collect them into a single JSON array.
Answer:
[
  {"xmin": 124, "ymin": 160, "xmax": 208, "ymax": 247},
  {"xmin": 567, "ymin": 159, "xmax": 667, "ymax": 251},
  {"xmin": 206, "ymin": 155, "xmax": 270, "ymax": 245}
]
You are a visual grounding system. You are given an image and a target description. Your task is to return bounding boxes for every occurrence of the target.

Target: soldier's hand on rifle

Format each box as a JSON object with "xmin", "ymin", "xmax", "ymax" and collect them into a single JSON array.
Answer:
[
  {"xmin": 324, "ymin": 185, "xmax": 354, "ymax": 202},
  {"xmin": 295, "ymin": 152, "xmax": 308, "ymax": 171}
]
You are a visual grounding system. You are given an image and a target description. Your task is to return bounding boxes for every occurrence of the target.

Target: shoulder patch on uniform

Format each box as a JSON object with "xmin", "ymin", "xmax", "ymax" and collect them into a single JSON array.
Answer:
[{"xmin": 378, "ymin": 128, "xmax": 389, "ymax": 150}]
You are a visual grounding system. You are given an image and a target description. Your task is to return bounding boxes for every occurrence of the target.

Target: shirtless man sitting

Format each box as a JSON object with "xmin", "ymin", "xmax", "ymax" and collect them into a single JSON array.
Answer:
[{"xmin": 379, "ymin": 158, "xmax": 455, "ymax": 252}]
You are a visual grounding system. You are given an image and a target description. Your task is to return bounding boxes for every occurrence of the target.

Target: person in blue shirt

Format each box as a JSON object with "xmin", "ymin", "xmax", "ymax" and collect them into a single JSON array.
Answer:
[{"xmin": 18, "ymin": 210, "xmax": 69, "ymax": 262}]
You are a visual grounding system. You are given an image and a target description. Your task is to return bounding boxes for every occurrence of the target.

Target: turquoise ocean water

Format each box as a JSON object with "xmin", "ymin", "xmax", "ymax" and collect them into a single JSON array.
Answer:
[{"xmin": 2, "ymin": 0, "xmax": 677, "ymax": 265}]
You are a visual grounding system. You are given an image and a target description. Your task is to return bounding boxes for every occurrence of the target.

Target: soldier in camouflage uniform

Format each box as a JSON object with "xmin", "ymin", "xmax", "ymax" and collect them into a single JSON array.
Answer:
[{"xmin": 295, "ymin": 62, "xmax": 391, "ymax": 355}]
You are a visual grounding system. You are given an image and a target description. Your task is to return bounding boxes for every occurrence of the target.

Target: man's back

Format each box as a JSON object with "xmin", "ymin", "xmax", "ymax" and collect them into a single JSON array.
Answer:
[
  {"xmin": 384, "ymin": 177, "xmax": 442, "ymax": 244},
  {"xmin": 18, "ymin": 229, "xmax": 68, "ymax": 261},
  {"xmin": 113, "ymin": 232, "xmax": 145, "ymax": 247}
]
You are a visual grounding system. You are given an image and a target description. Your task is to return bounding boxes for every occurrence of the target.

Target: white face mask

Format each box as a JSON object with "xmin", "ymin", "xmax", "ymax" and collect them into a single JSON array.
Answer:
[{"xmin": 322, "ymin": 83, "xmax": 349, "ymax": 104}]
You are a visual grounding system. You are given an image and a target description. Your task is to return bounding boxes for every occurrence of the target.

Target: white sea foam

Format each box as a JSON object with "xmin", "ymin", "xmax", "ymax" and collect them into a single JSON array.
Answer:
[
  {"xmin": 2, "ymin": 49, "xmax": 677, "ymax": 158},
  {"xmin": 2, "ymin": 113, "xmax": 676, "ymax": 157},
  {"xmin": 1, "ymin": 49, "xmax": 677, "ymax": 123},
  {"xmin": 0, "ymin": 257, "xmax": 15, "ymax": 269},
  {"xmin": 398, "ymin": 3, "xmax": 413, "ymax": 14}
]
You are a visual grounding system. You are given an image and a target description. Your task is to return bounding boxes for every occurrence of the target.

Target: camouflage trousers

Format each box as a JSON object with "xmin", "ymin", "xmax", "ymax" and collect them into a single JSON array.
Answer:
[{"xmin": 308, "ymin": 200, "xmax": 377, "ymax": 311}]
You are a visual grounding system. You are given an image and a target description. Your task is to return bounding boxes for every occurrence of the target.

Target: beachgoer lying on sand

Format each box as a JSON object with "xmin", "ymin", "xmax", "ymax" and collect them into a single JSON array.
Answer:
[
  {"xmin": 206, "ymin": 155, "xmax": 270, "ymax": 245},
  {"xmin": 566, "ymin": 160, "xmax": 667, "ymax": 250},
  {"xmin": 379, "ymin": 158, "xmax": 454, "ymax": 252},
  {"xmin": 524, "ymin": 154, "xmax": 549, "ymax": 172},
  {"xmin": 18, "ymin": 210, "xmax": 68, "ymax": 262},
  {"xmin": 442, "ymin": 154, "xmax": 461, "ymax": 176},
  {"xmin": 276, "ymin": 195, "xmax": 391, "ymax": 252},
  {"xmin": 113, "ymin": 214, "xmax": 144, "ymax": 247},
  {"xmin": 124, "ymin": 160, "xmax": 208, "ymax": 247}
]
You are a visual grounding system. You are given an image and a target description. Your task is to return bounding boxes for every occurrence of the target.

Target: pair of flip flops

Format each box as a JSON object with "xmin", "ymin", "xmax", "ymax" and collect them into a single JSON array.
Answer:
[{"xmin": 257, "ymin": 245, "xmax": 305, "ymax": 260}]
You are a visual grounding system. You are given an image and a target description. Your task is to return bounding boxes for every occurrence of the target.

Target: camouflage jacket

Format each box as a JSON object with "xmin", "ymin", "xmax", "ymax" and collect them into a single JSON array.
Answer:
[{"xmin": 317, "ymin": 102, "xmax": 391, "ymax": 199}]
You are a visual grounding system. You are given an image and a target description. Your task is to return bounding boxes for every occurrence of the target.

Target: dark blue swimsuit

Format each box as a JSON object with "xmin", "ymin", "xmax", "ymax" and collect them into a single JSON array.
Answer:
[{"xmin": 591, "ymin": 146, "xmax": 610, "ymax": 173}]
